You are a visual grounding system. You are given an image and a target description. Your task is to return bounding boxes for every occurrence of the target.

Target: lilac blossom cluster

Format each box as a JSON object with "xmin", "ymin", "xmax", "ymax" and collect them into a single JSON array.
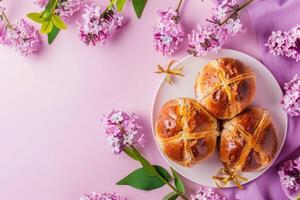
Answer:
[
  {"xmin": 153, "ymin": 7, "xmax": 184, "ymax": 56},
  {"xmin": 266, "ymin": 25, "xmax": 300, "ymax": 62},
  {"xmin": 80, "ymin": 192, "xmax": 122, "ymax": 200},
  {"xmin": 187, "ymin": 0, "xmax": 244, "ymax": 56},
  {"xmin": 78, "ymin": 4, "xmax": 125, "ymax": 46},
  {"xmin": 102, "ymin": 110, "xmax": 143, "ymax": 155},
  {"xmin": 191, "ymin": 187, "xmax": 227, "ymax": 200},
  {"xmin": 34, "ymin": 0, "xmax": 81, "ymax": 20},
  {"xmin": 278, "ymin": 157, "xmax": 300, "ymax": 192},
  {"xmin": 281, "ymin": 74, "xmax": 300, "ymax": 116},
  {"xmin": 0, "ymin": 17, "xmax": 41, "ymax": 56}
]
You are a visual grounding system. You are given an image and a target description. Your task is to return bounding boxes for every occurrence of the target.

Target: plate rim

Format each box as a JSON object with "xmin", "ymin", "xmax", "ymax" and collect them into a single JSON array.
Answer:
[{"xmin": 150, "ymin": 49, "xmax": 288, "ymax": 188}]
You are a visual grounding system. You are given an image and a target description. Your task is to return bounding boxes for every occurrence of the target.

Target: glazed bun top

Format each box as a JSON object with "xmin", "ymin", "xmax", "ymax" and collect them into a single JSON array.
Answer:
[
  {"xmin": 155, "ymin": 98, "xmax": 219, "ymax": 167},
  {"xmin": 219, "ymin": 107, "xmax": 278, "ymax": 172},
  {"xmin": 195, "ymin": 58, "xmax": 256, "ymax": 119}
]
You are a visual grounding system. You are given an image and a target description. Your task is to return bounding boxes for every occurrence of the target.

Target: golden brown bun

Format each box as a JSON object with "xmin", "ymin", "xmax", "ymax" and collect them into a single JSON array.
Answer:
[
  {"xmin": 219, "ymin": 107, "xmax": 278, "ymax": 172},
  {"xmin": 195, "ymin": 58, "xmax": 256, "ymax": 119},
  {"xmin": 155, "ymin": 98, "xmax": 219, "ymax": 167}
]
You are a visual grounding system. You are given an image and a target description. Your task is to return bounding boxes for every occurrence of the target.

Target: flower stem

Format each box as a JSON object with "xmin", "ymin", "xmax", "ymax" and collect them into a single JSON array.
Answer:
[
  {"xmin": 1, "ymin": 11, "xmax": 11, "ymax": 28},
  {"xmin": 50, "ymin": 0, "xmax": 59, "ymax": 13},
  {"xmin": 220, "ymin": 0, "xmax": 255, "ymax": 25},
  {"xmin": 176, "ymin": 0, "xmax": 184, "ymax": 14},
  {"xmin": 163, "ymin": 179, "xmax": 189, "ymax": 200},
  {"xmin": 130, "ymin": 146, "xmax": 189, "ymax": 200}
]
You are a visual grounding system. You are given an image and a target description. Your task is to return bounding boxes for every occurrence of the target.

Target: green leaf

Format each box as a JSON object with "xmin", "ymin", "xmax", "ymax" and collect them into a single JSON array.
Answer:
[
  {"xmin": 47, "ymin": 25, "xmax": 60, "ymax": 44},
  {"xmin": 27, "ymin": 12, "xmax": 44, "ymax": 24},
  {"xmin": 163, "ymin": 192, "xmax": 178, "ymax": 200},
  {"xmin": 41, "ymin": 20, "xmax": 53, "ymax": 34},
  {"xmin": 116, "ymin": 0, "xmax": 127, "ymax": 12},
  {"xmin": 45, "ymin": 0, "xmax": 57, "ymax": 10},
  {"xmin": 156, "ymin": 166, "xmax": 172, "ymax": 181},
  {"xmin": 52, "ymin": 14, "xmax": 67, "ymax": 29},
  {"xmin": 117, "ymin": 166, "xmax": 166, "ymax": 190},
  {"xmin": 131, "ymin": 0, "xmax": 147, "ymax": 19},
  {"xmin": 171, "ymin": 168, "xmax": 185, "ymax": 194},
  {"xmin": 124, "ymin": 146, "xmax": 139, "ymax": 161},
  {"xmin": 131, "ymin": 147, "xmax": 158, "ymax": 176},
  {"xmin": 129, "ymin": 147, "xmax": 172, "ymax": 183}
]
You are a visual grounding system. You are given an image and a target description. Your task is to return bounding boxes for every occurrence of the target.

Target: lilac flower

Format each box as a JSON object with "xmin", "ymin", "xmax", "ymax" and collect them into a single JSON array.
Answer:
[
  {"xmin": 266, "ymin": 31, "xmax": 286, "ymax": 56},
  {"xmin": 278, "ymin": 157, "xmax": 300, "ymax": 192},
  {"xmin": 281, "ymin": 74, "xmax": 300, "ymax": 116},
  {"xmin": 282, "ymin": 160, "xmax": 297, "ymax": 173},
  {"xmin": 294, "ymin": 157, "xmax": 300, "ymax": 171},
  {"xmin": 225, "ymin": 19, "xmax": 242, "ymax": 35},
  {"xmin": 78, "ymin": 4, "xmax": 126, "ymax": 46},
  {"xmin": 187, "ymin": 24, "xmax": 227, "ymax": 56},
  {"xmin": 80, "ymin": 192, "xmax": 122, "ymax": 200},
  {"xmin": 102, "ymin": 110, "xmax": 143, "ymax": 155},
  {"xmin": 55, "ymin": 0, "xmax": 81, "ymax": 20},
  {"xmin": 34, "ymin": 0, "xmax": 81, "ymax": 20},
  {"xmin": 220, "ymin": 0, "xmax": 237, "ymax": 7},
  {"xmin": 213, "ymin": 6, "xmax": 227, "ymax": 20},
  {"xmin": 187, "ymin": 0, "xmax": 244, "ymax": 56},
  {"xmin": 153, "ymin": 7, "xmax": 184, "ymax": 56},
  {"xmin": 266, "ymin": 25, "xmax": 300, "ymax": 62},
  {"xmin": 34, "ymin": 0, "xmax": 48, "ymax": 8},
  {"xmin": 281, "ymin": 175, "xmax": 298, "ymax": 190},
  {"xmin": 191, "ymin": 187, "xmax": 226, "ymax": 200},
  {"xmin": 0, "ymin": 19, "xmax": 41, "ymax": 56}
]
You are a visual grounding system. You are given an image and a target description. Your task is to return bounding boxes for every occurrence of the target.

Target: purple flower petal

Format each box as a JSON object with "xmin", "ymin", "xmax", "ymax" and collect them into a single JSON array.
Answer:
[
  {"xmin": 153, "ymin": 7, "xmax": 184, "ymax": 56},
  {"xmin": 102, "ymin": 110, "xmax": 143, "ymax": 155}
]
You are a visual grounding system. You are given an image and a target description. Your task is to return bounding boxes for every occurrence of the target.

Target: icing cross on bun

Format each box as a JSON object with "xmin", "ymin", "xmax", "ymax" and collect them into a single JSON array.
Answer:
[
  {"xmin": 219, "ymin": 107, "xmax": 278, "ymax": 172},
  {"xmin": 155, "ymin": 98, "xmax": 219, "ymax": 167},
  {"xmin": 195, "ymin": 58, "xmax": 256, "ymax": 119}
]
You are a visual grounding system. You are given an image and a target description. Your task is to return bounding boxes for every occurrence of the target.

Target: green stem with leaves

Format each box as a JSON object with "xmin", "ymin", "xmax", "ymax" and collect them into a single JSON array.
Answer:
[
  {"xmin": 220, "ymin": 0, "xmax": 255, "ymax": 25},
  {"xmin": 128, "ymin": 145, "xmax": 189, "ymax": 200}
]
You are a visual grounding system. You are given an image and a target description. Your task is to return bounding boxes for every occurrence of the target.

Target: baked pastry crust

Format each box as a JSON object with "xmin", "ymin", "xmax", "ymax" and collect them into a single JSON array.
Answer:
[
  {"xmin": 219, "ymin": 107, "xmax": 278, "ymax": 172},
  {"xmin": 195, "ymin": 58, "xmax": 256, "ymax": 119},
  {"xmin": 155, "ymin": 98, "xmax": 219, "ymax": 167}
]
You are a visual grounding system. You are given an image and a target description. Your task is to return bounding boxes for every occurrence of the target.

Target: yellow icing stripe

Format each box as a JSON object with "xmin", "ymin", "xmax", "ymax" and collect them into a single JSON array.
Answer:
[
  {"xmin": 227, "ymin": 72, "xmax": 255, "ymax": 84},
  {"xmin": 202, "ymin": 60, "xmax": 255, "ymax": 109},
  {"xmin": 231, "ymin": 111, "xmax": 271, "ymax": 170},
  {"xmin": 209, "ymin": 59, "xmax": 233, "ymax": 102}
]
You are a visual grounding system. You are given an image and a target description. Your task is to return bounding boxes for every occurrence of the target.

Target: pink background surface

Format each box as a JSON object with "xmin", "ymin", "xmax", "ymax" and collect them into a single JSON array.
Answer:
[{"xmin": 0, "ymin": 1, "xmax": 261, "ymax": 199}]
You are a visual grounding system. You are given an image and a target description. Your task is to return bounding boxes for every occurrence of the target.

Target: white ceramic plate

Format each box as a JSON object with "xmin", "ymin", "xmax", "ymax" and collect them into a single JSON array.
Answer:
[{"xmin": 151, "ymin": 49, "xmax": 288, "ymax": 188}]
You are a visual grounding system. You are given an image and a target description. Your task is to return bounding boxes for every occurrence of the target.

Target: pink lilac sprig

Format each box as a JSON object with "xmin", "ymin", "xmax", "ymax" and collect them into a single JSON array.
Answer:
[
  {"xmin": 102, "ymin": 110, "xmax": 143, "ymax": 155},
  {"xmin": 80, "ymin": 192, "xmax": 124, "ymax": 200},
  {"xmin": 34, "ymin": 0, "xmax": 81, "ymax": 20},
  {"xmin": 187, "ymin": 23, "xmax": 229, "ymax": 56},
  {"xmin": 78, "ymin": 4, "xmax": 126, "ymax": 46},
  {"xmin": 191, "ymin": 187, "xmax": 227, "ymax": 200},
  {"xmin": 281, "ymin": 74, "xmax": 300, "ymax": 116},
  {"xmin": 278, "ymin": 157, "xmax": 300, "ymax": 192},
  {"xmin": 102, "ymin": 109, "xmax": 189, "ymax": 199},
  {"xmin": 0, "ymin": 7, "xmax": 41, "ymax": 56},
  {"xmin": 266, "ymin": 25, "xmax": 300, "ymax": 62},
  {"xmin": 153, "ymin": 6, "xmax": 184, "ymax": 56},
  {"xmin": 187, "ymin": 0, "xmax": 253, "ymax": 56}
]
